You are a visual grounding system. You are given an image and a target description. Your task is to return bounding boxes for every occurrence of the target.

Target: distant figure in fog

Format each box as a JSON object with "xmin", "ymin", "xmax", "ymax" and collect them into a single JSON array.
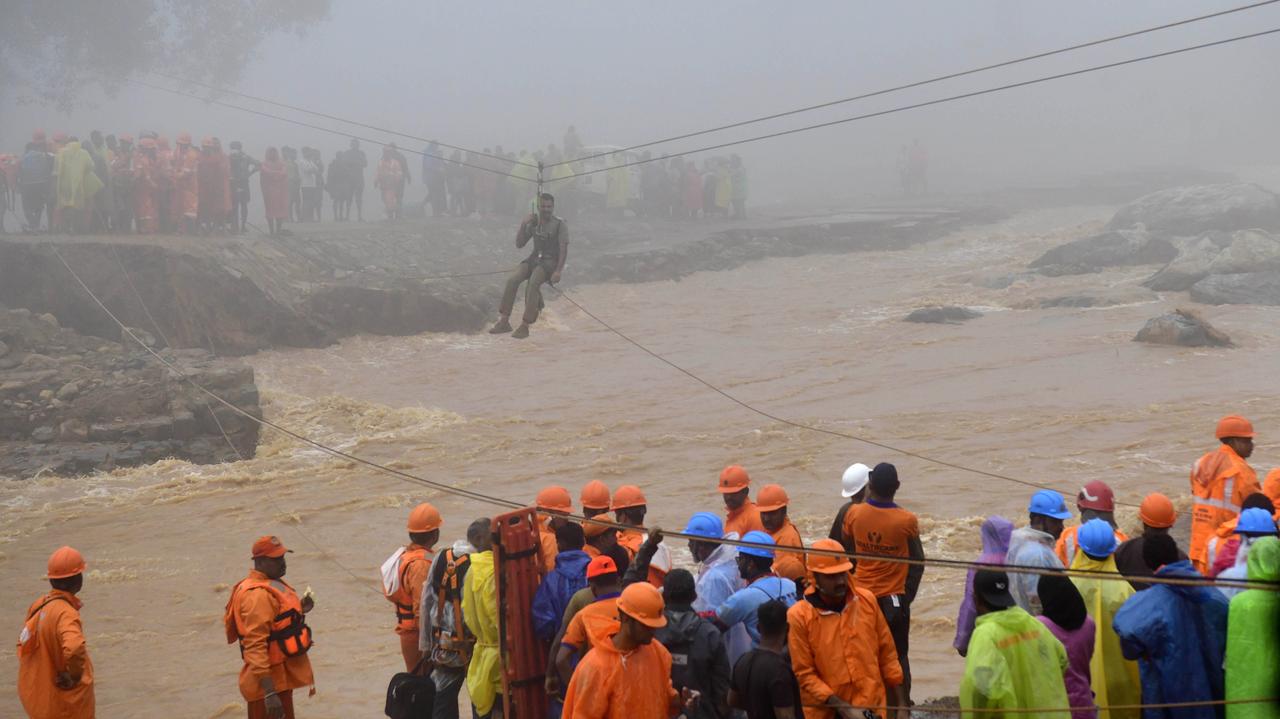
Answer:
[
  {"xmin": 729, "ymin": 155, "xmax": 747, "ymax": 220},
  {"xmin": 228, "ymin": 141, "xmax": 260, "ymax": 234},
  {"xmin": 260, "ymin": 147, "xmax": 290, "ymax": 236},
  {"xmin": 423, "ymin": 141, "xmax": 447, "ymax": 217},
  {"xmin": 375, "ymin": 146, "xmax": 405, "ymax": 221},
  {"xmin": 282, "ymin": 146, "xmax": 301, "ymax": 223},
  {"xmin": 346, "ymin": 139, "xmax": 367, "ymax": 222}
]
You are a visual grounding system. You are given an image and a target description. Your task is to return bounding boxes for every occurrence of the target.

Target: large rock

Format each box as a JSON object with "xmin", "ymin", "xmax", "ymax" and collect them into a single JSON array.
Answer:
[
  {"xmin": 1029, "ymin": 226, "xmax": 1176, "ymax": 276},
  {"xmin": 904, "ymin": 306, "xmax": 982, "ymax": 324},
  {"xmin": 1107, "ymin": 183, "xmax": 1280, "ymax": 236},
  {"xmin": 0, "ymin": 308, "xmax": 261, "ymax": 478},
  {"xmin": 1189, "ymin": 271, "xmax": 1280, "ymax": 306},
  {"xmin": 1134, "ymin": 309, "xmax": 1233, "ymax": 347},
  {"xmin": 1143, "ymin": 233, "xmax": 1231, "ymax": 291}
]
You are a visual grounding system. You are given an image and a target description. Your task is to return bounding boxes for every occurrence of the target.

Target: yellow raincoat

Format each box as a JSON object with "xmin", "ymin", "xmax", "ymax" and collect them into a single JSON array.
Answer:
[
  {"xmin": 606, "ymin": 155, "xmax": 630, "ymax": 210},
  {"xmin": 714, "ymin": 164, "xmax": 731, "ymax": 210},
  {"xmin": 1070, "ymin": 551, "xmax": 1141, "ymax": 719},
  {"xmin": 960, "ymin": 605, "xmax": 1070, "ymax": 718},
  {"xmin": 55, "ymin": 142, "xmax": 103, "ymax": 211},
  {"xmin": 463, "ymin": 550, "xmax": 501, "ymax": 716}
]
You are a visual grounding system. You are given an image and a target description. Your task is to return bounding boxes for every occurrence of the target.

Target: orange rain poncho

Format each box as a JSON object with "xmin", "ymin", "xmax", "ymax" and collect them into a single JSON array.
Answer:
[
  {"xmin": 1189, "ymin": 444, "xmax": 1259, "ymax": 573},
  {"xmin": 17, "ymin": 590, "xmax": 95, "ymax": 719},
  {"xmin": 561, "ymin": 621, "xmax": 679, "ymax": 719}
]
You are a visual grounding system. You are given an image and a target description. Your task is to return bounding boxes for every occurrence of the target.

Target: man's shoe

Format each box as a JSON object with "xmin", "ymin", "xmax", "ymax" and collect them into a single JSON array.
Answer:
[
  {"xmin": 511, "ymin": 324, "xmax": 530, "ymax": 339},
  {"xmin": 489, "ymin": 319, "xmax": 513, "ymax": 334}
]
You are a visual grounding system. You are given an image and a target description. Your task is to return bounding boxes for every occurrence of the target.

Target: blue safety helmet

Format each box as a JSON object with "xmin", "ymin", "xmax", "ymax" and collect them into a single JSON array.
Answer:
[
  {"xmin": 738, "ymin": 530, "xmax": 776, "ymax": 559},
  {"xmin": 683, "ymin": 512, "xmax": 724, "ymax": 539},
  {"xmin": 1028, "ymin": 490, "xmax": 1073, "ymax": 520},
  {"xmin": 1077, "ymin": 518, "xmax": 1118, "ymax": 558},
  {"xmin": 1237, "ymin": 507, "xmax": 1278, "ymax": 536}
]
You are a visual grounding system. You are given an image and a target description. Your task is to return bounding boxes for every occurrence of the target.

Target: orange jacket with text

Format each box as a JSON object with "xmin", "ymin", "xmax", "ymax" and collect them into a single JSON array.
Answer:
[
  {"xmin": 770, "ymin": 519, "xmax": 807, "ymax": 582},
  {"xmin": 386, "ymin": 545, "xmax": 433, "ymax": 634},
  {"xmin": 17, "ymin": 590, "xmax": 94, "ymax": 719},
  {"xmin": 1189, "ymin": 444, "xmax": 1259, "ymax": 573},
  {"xmin": 224, "ymin": 570, "xmax": 315, "ymax": 702},
  {"xmin": 788, "ymin": 580, "xmax": 902, "ymax": 719},
  {"xmin": 561, "ymin": 621, "xmax": 679, "ymax": 719},
  {"xmin": 725, "ymin": 500, "xmax": 764, "ymax": 538}
]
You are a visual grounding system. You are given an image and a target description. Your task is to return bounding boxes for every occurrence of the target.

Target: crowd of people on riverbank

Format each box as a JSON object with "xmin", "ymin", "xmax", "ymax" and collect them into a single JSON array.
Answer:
[
  {"xmin": 0, "ymin": 125, "xmax": 750, "ymax": 237},
  {"xmin": 18, "ymin": 414, "xmax": 1280, "ymax": 719}
]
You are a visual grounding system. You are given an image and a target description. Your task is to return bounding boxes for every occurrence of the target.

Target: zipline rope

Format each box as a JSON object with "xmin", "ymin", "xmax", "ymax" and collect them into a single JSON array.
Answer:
[
  {"xmin": 547, "ymin": 0, "xmax": 1280, "ymax": 169},
  {"xmin": 553, "ymin": 27, "xmax": 1280, "ymax": 182},
  {"xmin": 50, "ymin": 245, "xmax": 1280, "ymax": 591},
  {"xmin": 148, "ymin": 70, "xmax": 534, "ymax": 168}
]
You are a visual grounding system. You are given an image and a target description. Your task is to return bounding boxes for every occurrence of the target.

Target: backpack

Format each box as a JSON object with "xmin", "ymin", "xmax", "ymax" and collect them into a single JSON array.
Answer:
[
  {"xmin": 384, "ymin": 656, "xmax": 435, "ymax": 719},
  {"xmin": 19, "ymin": 151, "xmax": 54, "ymax": 186}
]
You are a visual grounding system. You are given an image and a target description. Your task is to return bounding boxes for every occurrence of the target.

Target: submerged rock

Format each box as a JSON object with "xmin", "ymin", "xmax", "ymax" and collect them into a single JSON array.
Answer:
[
  {"xmin": 1134, "ymin": 309, "xmax": 1233, "ymax": 348},
  {"xmin": 1029, "ymin": 226, "xmax": 1176, "ymax": 276},
  {"xmin": 905, "ymin": 306, "xmax": 982, "ymax": 324},
  {"xmin": 1107, "ymin": 183, "xmax": 1280, "ymax": 236},
  {"xmin": 1189, "ymin": 271, "xmax": 1280, "ymax": 306}
]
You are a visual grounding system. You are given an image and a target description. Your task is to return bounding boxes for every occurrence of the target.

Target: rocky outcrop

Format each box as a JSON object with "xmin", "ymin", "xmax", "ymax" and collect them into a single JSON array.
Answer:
[
  {"xmin": 1134, "ymin": 309, "xmax": 1233, "ymax": 348},
  {"xmin": 1028, "ymin": 227, "xmax": 1176, "ymax": 276},
  {"xmin": 0, "ymin": 307, "xmax": 260, "ymax": 478},
  {"xmin": 905, "ymin": 306, "xmax": 982, "ymax": 324},
  {"xmin": 1106, "ymin": 183, "xmax": 1280, "ymax": 236},
  {"xmin": 1145, "ymin": 229, "xmax": 1280, "ymax": 292},
  {"xmin": 1189, "ymin": 271, "xmax": 1280, "ymax": 306}
]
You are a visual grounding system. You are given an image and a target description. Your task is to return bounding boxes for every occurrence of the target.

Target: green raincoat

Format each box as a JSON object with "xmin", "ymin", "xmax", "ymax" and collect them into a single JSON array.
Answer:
[
  {"xmin": 1225, "ymin": 536, "xmax": 1280, "ymax": 719},
  {"xmin": 960, "ymin": 605, "xmax": 1071, "ymax": 718},
  {"xmin": 463, "ymin": 550, "xmax": 501, "ymax": 715},
  {"xmin": 1070, "ymin": 551, "xmax": 1142, "ymax": 719},
  {"xmin": 55, "ymin": 141, "xmax": 104, "ymax": 211}
]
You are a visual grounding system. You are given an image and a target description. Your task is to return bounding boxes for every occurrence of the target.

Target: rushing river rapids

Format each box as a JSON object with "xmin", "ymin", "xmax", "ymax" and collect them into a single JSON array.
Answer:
[{"xmin": 3, "ymin": 204, "xmax": 1280, "ymax": 717}]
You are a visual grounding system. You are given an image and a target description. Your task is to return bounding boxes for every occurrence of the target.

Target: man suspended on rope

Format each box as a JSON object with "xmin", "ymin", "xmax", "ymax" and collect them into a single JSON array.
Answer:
[{"xmin": 490, "ymin": 192, "xmax": 568, "ymax": 339}]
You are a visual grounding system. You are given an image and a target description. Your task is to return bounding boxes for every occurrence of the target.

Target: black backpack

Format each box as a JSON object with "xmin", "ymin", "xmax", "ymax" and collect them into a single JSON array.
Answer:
[
  {"xmin": 20, "ymin": 151, "xmax": 54, "ymax": 186},
  {"xmin": 384, "ymin": 657, "xmax": 435, "ymax": 719}
]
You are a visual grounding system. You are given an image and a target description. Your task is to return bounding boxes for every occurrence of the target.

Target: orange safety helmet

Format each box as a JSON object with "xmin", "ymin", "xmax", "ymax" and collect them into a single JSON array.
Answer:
[
  {"xmin": 718, "ymin": 465, "xmax": 750, "ymax": 494},
  {"xmin": 407, "ymin": 502, "xmax": 443, "ymax": 532},
  {"xmin": 535, "ymin": 486, "xmax": 573, "ymax": 513},
  {"xmin": 176, "ymin": 132, "xmax": 192, "ymax": 145},
  {"xmin": 1216, "ymin": 415, "xmax": 1256, "ymax": 440},
  {"xmin": 51, "ymin": 131, "xmax": 67, "ymax": 143},
  {"xmin": 1139, "ymin": 493, "xmax": 1177, "ymax": 529},
  {"xmin": 45, "ymin": 546, "xmax": 86, "ymax": 579},
  {"xmin": 580, "ymin": 480, "xmax": 612, "ymax": 510},
  {"xmin": 807, "ymin": 539, "xmax": 853, "ymax": 574},
  {"xmin": 32, "ymin": 129, "xmax": 46, "ymax": 142},
  {"xmin": 611, "ymin": 485, "xmax": 647, "ymax": 510},
  {"xmin": 617, "ymin": 582, "xmax": 667, "ymax": 628},
  {"xmin": 756, "ymin": 484, "xmax": 790, "ymax": 512},
  {"xmin": 251, "ymin": 535, "xmax": 291, "ymax": 559}
]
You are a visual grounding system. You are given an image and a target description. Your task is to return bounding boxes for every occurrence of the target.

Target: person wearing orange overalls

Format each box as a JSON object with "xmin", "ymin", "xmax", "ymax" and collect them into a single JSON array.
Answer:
[
  {"xmin": 171, "ymin": 133, "xmax": 200, "ymax": 234},
  {"xmin": 536, "ymin": 486, "xmax": 574, "ymax": 574},
  {"xmin": 1189, "ymin": 415, "xmax": 1261, "ymax": 574},
  {"xmin": 224, "ymin": 535, "xmax": 315, "ymax": 719},
  {"xmin": 756, "ymin": 483, "xmax": 807, "ymax": 584},
  {"xmin": 719, "ymin": 465, "xmax": 764, "ymax": 537},
  {"xmin": 382, "ymin": 503, "xmax": 441, "ymax": 671},
  {"xmin": 17, "ymin": 546, "xmax": 94, "ymax": 719}
]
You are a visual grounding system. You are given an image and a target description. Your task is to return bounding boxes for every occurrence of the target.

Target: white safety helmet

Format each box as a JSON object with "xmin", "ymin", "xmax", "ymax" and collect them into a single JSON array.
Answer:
[{"xmin": 841, "ymin": 463, "xmax": 870, "ymax": 498}]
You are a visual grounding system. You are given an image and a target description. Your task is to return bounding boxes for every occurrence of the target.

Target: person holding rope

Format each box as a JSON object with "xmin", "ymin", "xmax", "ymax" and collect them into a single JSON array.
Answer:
[{"xmin": 489, "ymin": 192, "xmax": 568, "ymax": 339}]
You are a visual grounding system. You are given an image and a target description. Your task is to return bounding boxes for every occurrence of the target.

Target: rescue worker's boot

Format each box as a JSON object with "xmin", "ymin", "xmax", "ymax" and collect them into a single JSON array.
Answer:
[
  {"xmin": 511, "ymin": 324, "xmax": 530, "ymax": 339},
  {"xmin": 489, "ymin": 318, "xmax": 513, "ymax": 334}
]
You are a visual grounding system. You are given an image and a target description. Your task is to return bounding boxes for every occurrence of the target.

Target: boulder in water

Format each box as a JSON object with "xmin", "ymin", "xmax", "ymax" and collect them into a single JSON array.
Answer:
[
  {"xmin": 1029, "ymin": 226, "xmax": 1176, "ymax": 276},
  {"xmin": 1134, "ymin": 309, "xmax": 1233, "ymax": 348},
  {"xmin": 1107, "ymin": 183, "xmax": 1280, "ymax": 236},
  {"xmin": 905, "ymin": 306, "xmax": 982, "ymax": 324},
  {"xmin": 1143, "ymin": 233, "xmax": 1231, "ymax": 291},
  {"xmin": 1189, "ymin": 271, "xmax": 1280, "ymax": 306}
]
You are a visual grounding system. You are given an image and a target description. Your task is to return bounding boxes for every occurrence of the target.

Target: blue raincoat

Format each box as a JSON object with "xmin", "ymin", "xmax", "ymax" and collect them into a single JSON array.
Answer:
[
  {"xmin": 1112, "ymin": 560, "xmax": 1228, "ymax": 719},
  {"xmin": 532, "ymin": 549, "xmax": 591, "ymax": 642}
]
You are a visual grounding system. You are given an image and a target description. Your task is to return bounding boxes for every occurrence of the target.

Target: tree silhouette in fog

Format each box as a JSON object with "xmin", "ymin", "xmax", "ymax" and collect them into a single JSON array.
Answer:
[{"xmin": 2, "ymin": 0, "xmax": 330, "ymax": 110}]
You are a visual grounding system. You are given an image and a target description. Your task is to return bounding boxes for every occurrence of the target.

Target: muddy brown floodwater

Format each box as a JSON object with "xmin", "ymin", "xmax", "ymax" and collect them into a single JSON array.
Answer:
[{"xmin": 3, "ymin": 204, "xmax": 1279, "ymax": 717}]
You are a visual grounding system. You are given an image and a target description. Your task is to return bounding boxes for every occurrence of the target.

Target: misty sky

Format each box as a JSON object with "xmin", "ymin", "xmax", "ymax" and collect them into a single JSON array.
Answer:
[{"xmin": 5, "ymin": 0, "xmax": 1279, "ymax": 202}]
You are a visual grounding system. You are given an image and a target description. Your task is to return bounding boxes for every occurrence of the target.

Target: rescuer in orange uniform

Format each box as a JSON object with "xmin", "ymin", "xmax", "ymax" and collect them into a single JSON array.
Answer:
[
  {"xmin": 612, "ymin": 484, "xmax": 649, "ymax": 559},
  {"xmin": 788, "ymin": 539, "xmax": 906, "ymax": 719},
  {"xmin": 536, "ymin": 486, "xmax": 575, "ymax": 573},
  {"xmin": 581, "ymin": 480, "xmax": 612, "ymax": 519},
  {"xmin": 224, "ymin": 535, "xmax": 315, "ymax": 719},
  {"xmin": 17, "ymin": 546, "xmax": 95, "ymax": 719},
  {"xmin": 560, "ymin": 582, "xmax": 701, "ymax": 719},
  {"xmin": 757, "ymin": 483, "xmax": 807, "ymax": 584},
  {"xmin": 719, "ymin": 465, "xmax": 764, "ymax": 537},
  {"xmin": 1189, "ymin": 415, "xmax": 1261, "ymax": 573},
  {"xmin": 383, "ymin": 502, "xmax": 441, "ymax": 671}
]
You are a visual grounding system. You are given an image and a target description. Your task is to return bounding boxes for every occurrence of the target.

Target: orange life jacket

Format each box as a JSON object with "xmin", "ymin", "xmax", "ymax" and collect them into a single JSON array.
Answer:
[
  {"xmin": 386, "ymin": 547, "xmax": 431, "ymax": 632},
  {"xmin": 224, "ymin": 576, "xmax": 313, "ymax": 665},
  {"xmin": 431, "ymin": 548, "xmax": 473, "ymax": 667}
]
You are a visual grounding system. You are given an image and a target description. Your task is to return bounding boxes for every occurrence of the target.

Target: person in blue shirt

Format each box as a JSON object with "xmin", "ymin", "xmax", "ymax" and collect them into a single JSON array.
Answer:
[
  {"xmin": 714, "ymin": 531, "xmax": 798, "ymax": 667},
  {"xmin": 686, "ymin": 512, "xmax": 743, "ymax": 615},
  {"xmin": 532, "ymin": 522, "xmax": 592, "ymax": 643}
]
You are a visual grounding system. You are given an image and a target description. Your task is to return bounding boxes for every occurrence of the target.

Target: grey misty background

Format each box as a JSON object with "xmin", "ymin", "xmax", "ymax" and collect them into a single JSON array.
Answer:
[{"xmin": 2, "ymin": 0, "xmax": 1279, "ymax": 204}]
